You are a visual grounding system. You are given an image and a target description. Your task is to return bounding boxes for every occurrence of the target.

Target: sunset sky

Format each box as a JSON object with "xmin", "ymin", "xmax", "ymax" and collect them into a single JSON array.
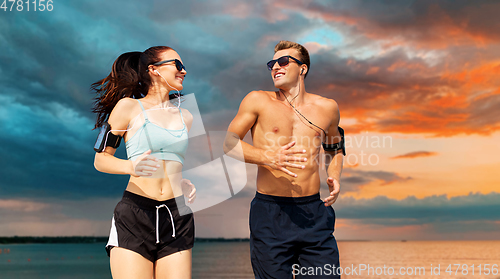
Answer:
[{"xmin": 0, "ymin": 0, "xmax": 499, "ymax": 240}]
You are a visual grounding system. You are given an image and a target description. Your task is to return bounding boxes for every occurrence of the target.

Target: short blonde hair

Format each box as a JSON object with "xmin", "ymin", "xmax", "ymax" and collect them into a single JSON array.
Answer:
[{"xmin": 274, "ymin": 40, "xmax": 310, "ymax": 78}]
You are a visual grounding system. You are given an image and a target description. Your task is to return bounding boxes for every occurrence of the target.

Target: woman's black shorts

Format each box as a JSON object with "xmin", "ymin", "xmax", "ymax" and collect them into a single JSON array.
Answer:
[{"xmin": 105, "ymin": 190, "xmax": 194, "ymax": 262}]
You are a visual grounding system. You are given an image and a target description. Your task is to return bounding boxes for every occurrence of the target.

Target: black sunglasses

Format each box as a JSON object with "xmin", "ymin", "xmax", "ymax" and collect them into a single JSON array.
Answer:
[
  {"xmin": 151, "ymin": 59, "xmax": 186, "ymax": 72},
  {"xmin": 267, "ymin": 55, "xmax": 303, "ymax": 71}
]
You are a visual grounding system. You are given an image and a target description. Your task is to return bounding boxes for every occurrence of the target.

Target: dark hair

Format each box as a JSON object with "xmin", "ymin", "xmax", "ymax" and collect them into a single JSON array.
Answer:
[
  {"xmin": 274, "ymin": 40, "xmax": 310, "ymax": 79},
  {"xmin": 91, "ymin": 46, "xmax": 176, "ymax": 129}
]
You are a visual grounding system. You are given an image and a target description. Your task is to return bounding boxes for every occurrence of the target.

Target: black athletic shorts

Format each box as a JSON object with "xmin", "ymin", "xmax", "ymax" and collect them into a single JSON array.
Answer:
[
  {"xmin": 105, "ymin": 190, "xmax": 194, "ymax": 262},
  {"xmin": 250, "ymin": 192, "xmax": 340, "ymax": 279}
]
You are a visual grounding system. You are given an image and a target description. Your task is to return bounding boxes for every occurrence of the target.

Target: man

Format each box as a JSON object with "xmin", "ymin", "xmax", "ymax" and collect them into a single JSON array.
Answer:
[{"xmin": 225, "ymin": 41, "xmax": 344, "ymax": 278}]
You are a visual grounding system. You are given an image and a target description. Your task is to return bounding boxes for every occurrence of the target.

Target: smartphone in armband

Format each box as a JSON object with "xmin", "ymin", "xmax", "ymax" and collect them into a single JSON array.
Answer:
[{"xmin": 94, "ymin": 122, "xmax": 111, "ymax": 152}]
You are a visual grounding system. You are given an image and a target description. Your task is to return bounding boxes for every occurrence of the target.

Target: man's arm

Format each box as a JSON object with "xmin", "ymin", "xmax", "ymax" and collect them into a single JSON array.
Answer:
[
  {"xmin": 322, "ymin": 99, "xmax": 344, "ymax": 206},
  {"xmin": 224, "ymin": 91, "xmax": 266, "ymax": 165},
  {"xmin": 224, "ymin": 91, "xmax": 306, "ymax": 177}
]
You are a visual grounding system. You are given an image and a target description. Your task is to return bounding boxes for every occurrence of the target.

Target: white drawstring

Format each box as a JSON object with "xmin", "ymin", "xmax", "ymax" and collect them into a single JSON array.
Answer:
[{"xmin": 155, "ymin": 204, "xmax": 176, "ymax": 244}]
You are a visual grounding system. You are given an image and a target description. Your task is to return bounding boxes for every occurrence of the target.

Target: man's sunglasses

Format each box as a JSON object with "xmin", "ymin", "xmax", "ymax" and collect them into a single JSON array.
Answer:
[
  {"xmin": 267, "ymin": 55, "xmax": 303, "ymax": 71},
  {"xmin": 151, "ymin": 59, "xmax": 186, "ymax": 72}
]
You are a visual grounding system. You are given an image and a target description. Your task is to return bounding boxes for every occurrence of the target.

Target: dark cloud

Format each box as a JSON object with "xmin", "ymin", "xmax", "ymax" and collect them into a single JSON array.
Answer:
[
  {"xmin": 340, "ymin": 169, "xmax": 412, "ymax": 192},
  {"xmin": 300, "ymin": 0, "xmax": 500, "ymax": 47}
]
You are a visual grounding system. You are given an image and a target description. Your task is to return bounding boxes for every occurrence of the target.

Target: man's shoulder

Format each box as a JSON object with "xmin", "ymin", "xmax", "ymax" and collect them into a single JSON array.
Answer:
[
  {"xmin": 309, "ymin": 93, "xmax": 339, "ymax": 111},
  {"xmin": 245, "ymin": 90, "xmax": 275, "ymax": 99},
  {"xmin": 241, "ymin": 90, "xmax": 274, "ymax": 106}
]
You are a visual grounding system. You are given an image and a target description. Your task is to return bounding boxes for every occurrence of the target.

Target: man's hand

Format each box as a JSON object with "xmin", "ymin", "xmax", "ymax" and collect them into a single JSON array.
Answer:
[
  {"xmin": 265, "ymin": 141, "xmax": 307, "ymax": 178},
  {"xmin": 323, "ymin": 177, "xmax": 340, "ymax": 206}
]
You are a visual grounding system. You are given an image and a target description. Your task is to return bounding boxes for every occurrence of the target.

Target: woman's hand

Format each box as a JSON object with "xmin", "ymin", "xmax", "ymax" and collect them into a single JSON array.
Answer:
[
  {"xmin": 130, "ymin": 150, "xmax": 160, "ymax": 177},
  {"xmin": 181, "ymin": 179, "xmax": 196, "ymax": 204}
]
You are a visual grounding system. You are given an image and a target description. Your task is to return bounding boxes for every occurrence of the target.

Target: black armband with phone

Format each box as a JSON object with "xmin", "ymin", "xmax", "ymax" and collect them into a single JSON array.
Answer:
[
  {"xmin": 322, "ymin": 126, "xmax": 346, "ymax": 155},
  {"xmin": 94, "ymin": 122, "xmax": 122, "ymax": 152}
]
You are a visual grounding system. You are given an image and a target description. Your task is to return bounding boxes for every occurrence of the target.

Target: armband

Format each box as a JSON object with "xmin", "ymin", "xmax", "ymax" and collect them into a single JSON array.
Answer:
[
  {"xmin": 322, "ymin": 126, "xmax": 345, "ymax": 155},
  {"xmin": 93, "ymin": 122, "xmax": 122, "ymax": 152}
]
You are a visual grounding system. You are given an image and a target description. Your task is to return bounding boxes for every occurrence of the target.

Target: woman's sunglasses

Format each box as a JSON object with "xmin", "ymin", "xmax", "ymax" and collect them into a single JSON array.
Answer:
[
  {"xmin": 267, "ymin": 55, "xmax": 303, "ymax": 71},
  {"xmin": 151, "ymin": 59, "xmax": 186, "ymax": 72}
]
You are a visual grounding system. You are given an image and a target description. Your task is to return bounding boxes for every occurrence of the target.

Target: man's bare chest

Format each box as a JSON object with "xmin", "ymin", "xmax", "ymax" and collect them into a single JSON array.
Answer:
[{"xmin": 254, "ymin": 102, "xmax": 329, "ymax": 146}]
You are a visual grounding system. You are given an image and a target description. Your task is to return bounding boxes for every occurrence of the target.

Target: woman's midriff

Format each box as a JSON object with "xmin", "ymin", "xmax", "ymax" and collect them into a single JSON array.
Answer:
[{"xmin": 126, "ymin": 160, "xmax": 184, "ymax": 200}]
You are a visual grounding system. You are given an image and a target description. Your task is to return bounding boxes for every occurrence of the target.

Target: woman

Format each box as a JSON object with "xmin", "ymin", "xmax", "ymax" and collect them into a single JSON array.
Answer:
[{"xmin": 92, "ymin": 46, "xmax": 196, "ymax": 279}]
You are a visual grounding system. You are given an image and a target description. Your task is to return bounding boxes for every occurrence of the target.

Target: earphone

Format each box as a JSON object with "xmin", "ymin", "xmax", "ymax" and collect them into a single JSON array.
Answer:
[
  {"xmin": 151, "ymin": 69, "xmax": 181, "ymax": 109},
  {"xmin": 280, "ymin": 66, "xmax": 327, "ymax": 141}
]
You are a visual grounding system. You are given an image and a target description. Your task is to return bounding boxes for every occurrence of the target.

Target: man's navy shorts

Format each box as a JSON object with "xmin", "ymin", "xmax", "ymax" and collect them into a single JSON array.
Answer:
[{"xmin": 250, "ymin": 192, "xmax": 340, "ymax": 279}]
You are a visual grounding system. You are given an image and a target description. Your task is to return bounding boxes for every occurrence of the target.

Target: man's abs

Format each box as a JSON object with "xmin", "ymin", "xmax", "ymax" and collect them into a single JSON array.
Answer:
[
  {"xmin": 253, "ymin": 123, "xmax": 323, "ymax": 197},
  {"xmin": 256, "ymin": 160, "xmax": 322, "ymax": 197}
]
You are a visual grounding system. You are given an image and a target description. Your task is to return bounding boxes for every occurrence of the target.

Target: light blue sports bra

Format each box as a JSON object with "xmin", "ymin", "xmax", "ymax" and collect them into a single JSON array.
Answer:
[{"xmin": 126, "ymin": 99, "xmax": 188, "ymax": 164}]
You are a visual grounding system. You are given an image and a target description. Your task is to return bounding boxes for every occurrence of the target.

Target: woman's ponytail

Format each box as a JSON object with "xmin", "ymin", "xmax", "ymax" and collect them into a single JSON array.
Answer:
[{"xmin": 91, "ymin": 51, "xmax": 144, "ymax": 129}]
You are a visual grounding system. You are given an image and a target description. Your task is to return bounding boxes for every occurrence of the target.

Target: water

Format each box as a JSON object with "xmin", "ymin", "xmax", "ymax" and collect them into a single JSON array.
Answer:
[
  {"xmin": 193, "ymin": 242, "xmax": 253, "ymax": 278},
  {"xmin": 338, "ymin": 241, "xmax": 500, "ymax": 279},
  {"xmin": 0, "ymin": 241, "xmax": 499, "ymax": 278},
  {"xmin": 0, "ymin": 243, "xmax": 110, "ymax": 279}
]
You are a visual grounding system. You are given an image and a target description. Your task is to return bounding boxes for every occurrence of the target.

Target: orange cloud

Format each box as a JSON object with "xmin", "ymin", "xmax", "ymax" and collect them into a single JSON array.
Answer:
[
  {"xmin": 442, "ymin": 61, "xmax": 500, "ymax": 95},
  {"xmin": 366, "ymin": 67, "xmax": 380, "ymax": 75},
  {"xmin": 344, "ymin": 163, "xmax": 359, "ymax": 168},
  {"xmin": 315, "ymin": 55, "xmax": 500, "ymax": 136},
  {"xmin": 391, "ymin": 151, "xmax": 438, "ymax": 159}
]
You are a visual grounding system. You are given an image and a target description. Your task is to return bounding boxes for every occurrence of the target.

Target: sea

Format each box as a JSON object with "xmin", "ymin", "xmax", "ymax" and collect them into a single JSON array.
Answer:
[{"xmin": 0, "ymin": 241, "xmax": 499, "ymax": 279}]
